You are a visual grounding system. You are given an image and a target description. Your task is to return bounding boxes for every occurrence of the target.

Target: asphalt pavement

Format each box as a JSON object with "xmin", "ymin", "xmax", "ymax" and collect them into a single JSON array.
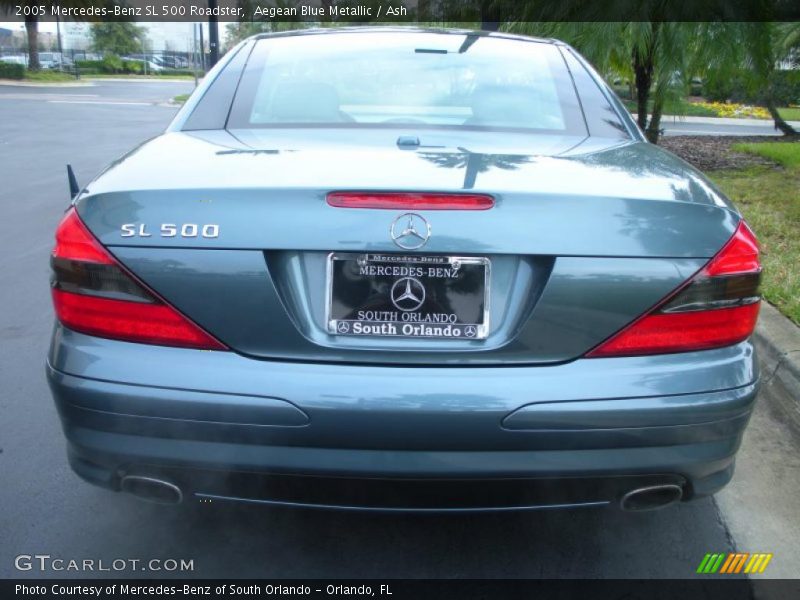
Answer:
[{"xmin": 0, "ymin": 80, "xmax": 798, "ymax": 582}]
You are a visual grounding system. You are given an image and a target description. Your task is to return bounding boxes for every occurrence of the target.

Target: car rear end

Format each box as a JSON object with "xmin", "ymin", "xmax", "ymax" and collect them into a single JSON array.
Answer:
[{"xmin": 47, "ymin": 29, "xmax": 761, "ymax": 512}]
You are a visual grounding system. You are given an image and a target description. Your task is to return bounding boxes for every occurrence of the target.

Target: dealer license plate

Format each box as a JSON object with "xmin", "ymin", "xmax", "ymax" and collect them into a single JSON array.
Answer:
[{"xmin": 326, "ymin": 253, "xmax": 490, "ymax": 340}]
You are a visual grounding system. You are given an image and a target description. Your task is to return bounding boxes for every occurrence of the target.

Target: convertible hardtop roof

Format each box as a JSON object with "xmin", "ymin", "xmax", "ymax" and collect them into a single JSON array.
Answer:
[{"xmin": 249, "ymin": 26, "xmax": 559, "ymax": 46}]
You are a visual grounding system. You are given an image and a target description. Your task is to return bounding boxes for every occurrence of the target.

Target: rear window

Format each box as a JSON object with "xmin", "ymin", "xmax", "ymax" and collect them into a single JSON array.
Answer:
[{"xmin": 227, "ymin": 32, "xmax": 586, "ymax": 135}]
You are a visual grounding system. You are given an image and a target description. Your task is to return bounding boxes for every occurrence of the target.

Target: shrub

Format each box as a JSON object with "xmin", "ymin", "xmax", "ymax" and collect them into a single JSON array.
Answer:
[
  {"xmin": 0, "ymin": 61, "xmax": 25, "ymax": 79},
  {"xmin": 122, "ymin": 60, "xmax": 143, "ymax": 74},
  {"xmin": 771, "ymin": 70, "xmax": 800, "ymax": 106},
  {"xmin": 101, "ymin": 54, "xmax": 123, "ymax": 73},
  {"xmin": 76, "ymin": 56, "xmax": 126, "ymax": 74},
  {"xmin": 705, "ymin": 68, "xmax": 800, "ymax": 106},
  {"xmin": 703, "ymin": 70, "xmax": 743, "ymax": 102},
  {"xmin": 157, "ymin": 69, "xmax": 202, "ymax": 77},
  {"xmin": 75, "ymin": 59, "xmax": 104, "ymax": 70}
]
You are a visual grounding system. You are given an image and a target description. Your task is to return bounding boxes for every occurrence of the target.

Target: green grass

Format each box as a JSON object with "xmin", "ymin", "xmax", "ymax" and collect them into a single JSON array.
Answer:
[
  {"xmin": 709, "ymin": 155, "xmax": 800, "ymax": 324},
  {"xmin": 778, "ymin": 107, "xmax": 800, "ymax": 121},
  {"xmin": 668, "ymin": 100, "xmax": 719, "ymax": 117},
  {"xmin": 733, "ymin": 142, "xmax": 800, "ymax": 169},
  {"xmin": 173, "ymin": 93, "xmax": 190, "ymax": 104},
  {"xmin": 23, "ymin": 70, "xmax": 77, "ymax": 83}
]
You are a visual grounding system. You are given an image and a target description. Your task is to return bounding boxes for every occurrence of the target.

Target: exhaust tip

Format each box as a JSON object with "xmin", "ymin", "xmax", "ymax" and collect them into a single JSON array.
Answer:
[
  {"xmin": 620, "ymin": 484, "xmax": 683, "ymax": 511},
  {"xmin": 120, "ymin": 475, "xmax": 183, "ymax": 505}
]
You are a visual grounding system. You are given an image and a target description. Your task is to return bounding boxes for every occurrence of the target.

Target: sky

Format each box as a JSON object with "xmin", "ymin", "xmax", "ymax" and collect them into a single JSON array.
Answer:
[{"xmin": 0, "ymin": 21, "xmax": 221, "ymax": 52}]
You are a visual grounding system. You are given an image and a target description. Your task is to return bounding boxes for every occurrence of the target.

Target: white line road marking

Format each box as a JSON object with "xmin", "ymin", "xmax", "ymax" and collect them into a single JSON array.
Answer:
[
  {"xmin": 48, "ymin": 100, "xmax": 153, "ymax": 106},
  {"xmin": 663, "ymin": 129, "xmax": 781, "ymax": 136},
  {"xmin": 22, "ymin": 93, "xmax": 100, "ymax": 97}
]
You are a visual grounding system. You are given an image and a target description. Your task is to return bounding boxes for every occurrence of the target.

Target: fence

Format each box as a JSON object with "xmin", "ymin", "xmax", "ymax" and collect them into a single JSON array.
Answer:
[{"xmin": 0, "ymin": 47, "xmax": 208, "ymax": 77}]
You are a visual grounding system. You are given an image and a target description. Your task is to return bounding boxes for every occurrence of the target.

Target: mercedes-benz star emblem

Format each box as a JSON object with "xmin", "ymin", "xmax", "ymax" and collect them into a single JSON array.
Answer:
[
  {"xmin": 337, "ymin": 322, "xmax": 350, "ymax": 334},
  {"xmin": 390, "ymin": 277, "xmax": 426, "ymax": 312},
  {"xmin": 464, "ymin": 325, "xmax": 477, "ymax": 338},
  {"xmin": 390, "ymin": 213, "xmax": 430, "ymax": 250}
]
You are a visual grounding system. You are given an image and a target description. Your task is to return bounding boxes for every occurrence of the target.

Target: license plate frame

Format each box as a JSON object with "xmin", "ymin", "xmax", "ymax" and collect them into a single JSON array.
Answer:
[{"xmin": 325, "ymin": 252, "xmax": 490, "ymax": 340}]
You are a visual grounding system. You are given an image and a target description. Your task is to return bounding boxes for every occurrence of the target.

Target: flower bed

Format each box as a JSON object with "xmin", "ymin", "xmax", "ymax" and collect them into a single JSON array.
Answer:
[{"xmin": 689, "ymin": 101, "xmax": 771, "ymax": 120}]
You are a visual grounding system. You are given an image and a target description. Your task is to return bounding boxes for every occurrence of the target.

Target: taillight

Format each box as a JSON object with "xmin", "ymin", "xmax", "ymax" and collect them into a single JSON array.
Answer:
[
  {"xmin": 327, "ymin": 192, "xmax": 495, "ymax": 210},
  {"xmin": 587, "ymin": 221, "xmax": 761, "ymax": 357},
  {"xmin": 50, "ymin": 208, "xmax": 226, "ymax": 350}
]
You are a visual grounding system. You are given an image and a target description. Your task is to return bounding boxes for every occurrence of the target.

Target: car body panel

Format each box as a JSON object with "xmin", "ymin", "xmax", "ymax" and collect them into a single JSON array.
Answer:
[
  {"xmin": 48, "ymin": 327, "xmax": 757, "ymax": 506},
  {"xmin": 111, "ymin": 247, "xmax": 705, "ymax": 364},
  {"xmin": 47, "ymin": 28, "xmax": 761, "ymax": 509},
  {"xmin": 77, "ymin": 129, "xmax": 737, "ymax": 260},
  {"xmin": 73, "ymin": 127, "xmax": 736, "ymax": 364}
]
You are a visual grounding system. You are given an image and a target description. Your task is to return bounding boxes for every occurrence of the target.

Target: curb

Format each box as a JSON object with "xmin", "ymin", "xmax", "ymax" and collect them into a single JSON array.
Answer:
[
  {"xmin": 0, "ymin": 79, "xmax": 92, "ymax": 87},
  {"xmin": 754, "ymin": 303, "xmax": 800, "ymax": 429},
  {"xmin": 633, "ymin": 113, "xmax": 800, "ymax": 128},
  {"xmin": 663, "ymin": 115, "xmax": 800, "ymax": 128},
  {"xmin": 85, "ymin": 77, "xmax": 198, "ymax": 83}
]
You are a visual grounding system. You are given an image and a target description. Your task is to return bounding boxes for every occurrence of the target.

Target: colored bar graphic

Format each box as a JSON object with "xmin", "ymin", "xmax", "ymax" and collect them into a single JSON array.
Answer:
[
  {"xmin": 714, "ymin": 554, "xmax": 727, "ymax": 573},
  {"xmin": 733, "ymin": 553, "xmax": 749, "ymax": 573},
  {"xmin": 699, "ymin": 552, "xmax": 773, "ymax": 575},
  {"xmin": 757, "ymin": 554, "xmax": 773, "ymax": 573},
  {"xmin": 696, "ymin": 554, "xmax": 713, "ymax": 574},
  {"xmin": 719, "ymin": 553, "xmax": 736, "ymax": 574},
  {"xmin": 745, "ymin": 555, "xmax": 760, "ymax": 573},
  {"xmin": 699, "ymin": 554, "xmax": 719, "ymax": 574}
]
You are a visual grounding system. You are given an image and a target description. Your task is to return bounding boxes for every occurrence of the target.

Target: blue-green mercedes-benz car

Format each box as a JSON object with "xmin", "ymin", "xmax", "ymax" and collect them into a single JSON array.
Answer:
[{"xmin": 47, "ymin": 28, "xmax": 762, "ymax": 512}]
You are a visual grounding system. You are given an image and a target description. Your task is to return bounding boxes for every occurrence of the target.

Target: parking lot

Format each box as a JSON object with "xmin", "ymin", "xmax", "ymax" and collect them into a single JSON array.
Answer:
[{"xmin": 0, "ymin": 80, "xmax": 798, "ymax": 582}]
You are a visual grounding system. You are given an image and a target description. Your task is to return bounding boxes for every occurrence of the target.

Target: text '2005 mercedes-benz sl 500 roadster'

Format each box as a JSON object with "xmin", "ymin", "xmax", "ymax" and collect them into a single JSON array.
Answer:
[{"xmin": 47, "ymin": 28, "xmax": 761, "ymax": 512}]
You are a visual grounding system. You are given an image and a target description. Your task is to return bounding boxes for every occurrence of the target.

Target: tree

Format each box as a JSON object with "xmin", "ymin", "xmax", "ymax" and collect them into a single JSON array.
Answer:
[
  {"xmin": 510, "ymin": 21, "xmax": 701, "ymax": 144},
  {"xmin": 509, "ymin": 0, "xmax": 800, "ymax": 142},
  {"xmin": 225, "ymin": 21, "xmax": 270, "ymax": 47},
  {"xmin": 90, "ymin": 22, "xmax": 146, "ymax": 56},
  {"xmin": 225, "ymin": 0, "xmax": 313, "ymax": 47},
  {"xmin": 780, "ymin": 22, "xmax": 800, "ymax": 67},
  {"xmin": 0, "ymin": 1, "xmax": 41, "ymax": 69},
  {"xmin": 1, "ymin": 0, "xmax": 98, "ymax": 71},
  {"xmin": 23, "ymin": 11, "xmax": 39, "ymax": 70},
  {"xmin": 741, "ymin": 22, "xmax": 798, "ymax": 136},
  {"xmin": 699, "ymin": 22, "xmax": 798, "ymax": 136}
]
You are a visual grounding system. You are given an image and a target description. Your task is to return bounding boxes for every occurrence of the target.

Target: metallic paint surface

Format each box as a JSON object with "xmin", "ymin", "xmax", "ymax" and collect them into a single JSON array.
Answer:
[
  {"xmin": 110, "ymin": 247, "xmax": 706, "ymax": 364},
  {"xmin": 48, "ymin": 30, "xmax": 761, "ymax": 509}
]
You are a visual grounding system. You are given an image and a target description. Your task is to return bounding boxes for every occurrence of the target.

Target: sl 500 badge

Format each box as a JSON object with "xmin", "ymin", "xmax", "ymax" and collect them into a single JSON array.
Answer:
[{"xmin": 120, "ymin": 223, "xmax": 219, "ymax": 238}]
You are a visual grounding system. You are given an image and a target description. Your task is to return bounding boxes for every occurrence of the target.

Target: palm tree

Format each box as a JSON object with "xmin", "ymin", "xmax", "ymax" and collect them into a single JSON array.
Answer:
[
  {"xmin": 508, "ymin": 22, "xmax": 702, "ymax": 144},
  {"xmin": 418, "ymin": 150, "xmax": 530, "ymax": 189},
  {"xmin": 741, "ymin": 22, "xmax": 798, "ymax": 136},
  {"xmin": 698, "ymin": 22, "xmax": 798, "ymax": 136},
  {"xmin": 1, "ymin": 0, "xmax": 98, "ymax": 71},
  {"xmin": 23, "ymin": 11, "xmax": 40, "ymax": 71},
  {"xmin": 0, "ymin": 1, "xmax": 39, "ymax": 69}
]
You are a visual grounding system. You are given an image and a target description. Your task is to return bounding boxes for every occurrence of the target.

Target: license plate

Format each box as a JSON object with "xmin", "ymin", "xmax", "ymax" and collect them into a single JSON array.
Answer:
[{"xmin": 326, "ymin": 253, "xmax": 490, "ymax": 339}]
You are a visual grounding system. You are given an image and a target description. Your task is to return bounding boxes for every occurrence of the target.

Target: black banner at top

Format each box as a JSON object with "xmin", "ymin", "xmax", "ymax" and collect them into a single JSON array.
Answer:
[{"xmin": 3, "ymin": 0, "xmax": 800, "ymax": 23}]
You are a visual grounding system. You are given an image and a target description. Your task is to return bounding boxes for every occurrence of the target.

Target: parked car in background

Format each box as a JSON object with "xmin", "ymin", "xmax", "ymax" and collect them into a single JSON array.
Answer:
[
  {"xmin": 38, "ymin": 52, "xmax": 60, "ymax": 69},
  {"xmin": 154, "ymin": 55, "xmax": 189, "ymax": 69},
  {"xmin": 48, "ymin": 28, "xmax": 762, "ymax": 513},
  {"xmin": 1, "ymin": 54, "xmax": 28, "ymax": 67},
  {"xmin": 37, "ymin": 52, "xmax": 73, "ymax": 70},
  {"xmin": 120, "ymin": 56, "xmax": 164, "ymax": 73}
]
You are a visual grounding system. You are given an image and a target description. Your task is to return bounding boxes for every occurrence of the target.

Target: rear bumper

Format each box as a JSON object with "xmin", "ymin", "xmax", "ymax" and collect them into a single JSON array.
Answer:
[{"xmin": 48, "ymin": 326, "xmax": 759, "ymax": 511}]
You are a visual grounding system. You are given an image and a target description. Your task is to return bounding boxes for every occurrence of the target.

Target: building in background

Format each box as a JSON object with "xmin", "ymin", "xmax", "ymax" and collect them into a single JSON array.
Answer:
[
  {"xmin": 0, "ymin": 23, "xmax": 54, "ymax": 52},
  {"xmin": 63, "ymin": 23, "xmax": 91, "ymax": 52},
  {"xmin": 0, "ymin": 25, "xmax": 26, "ymax": 53},
  {"xmin": 38, "ymin": 31, "xmax": 56, "ymax": 50}
]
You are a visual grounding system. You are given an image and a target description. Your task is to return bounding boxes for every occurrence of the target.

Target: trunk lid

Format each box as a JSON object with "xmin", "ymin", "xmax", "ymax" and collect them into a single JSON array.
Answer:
[{"xmin": 76, "ymin": 130, "xmax": 737, "ymax": 365}]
